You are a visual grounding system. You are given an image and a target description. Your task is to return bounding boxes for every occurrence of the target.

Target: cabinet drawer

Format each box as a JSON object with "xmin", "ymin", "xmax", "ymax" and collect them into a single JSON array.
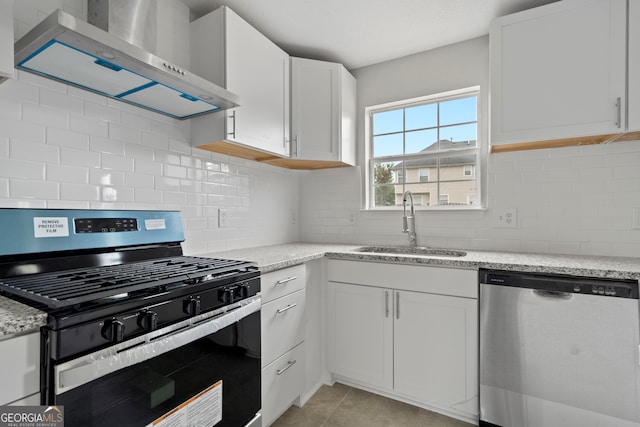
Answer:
[
  {"xmin": 0, "ymin": 332, "xmax": 40, "ymax": 405},
  {"xmin": 261, "ymin": 289, "xmax": 306, "ymax": 367},
  {"xmin": 262, "ymin": 343, "xmax": 305, "ymax": 427},
  {"xmin": 261, "ymin": 264, "xmax": 306, "ymax": 304}
]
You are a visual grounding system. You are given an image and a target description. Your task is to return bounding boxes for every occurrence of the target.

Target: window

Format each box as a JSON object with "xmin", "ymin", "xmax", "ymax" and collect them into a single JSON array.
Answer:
[{"xmin": 367, "ymin": 87, "xmax": 481, "ymax": 209}]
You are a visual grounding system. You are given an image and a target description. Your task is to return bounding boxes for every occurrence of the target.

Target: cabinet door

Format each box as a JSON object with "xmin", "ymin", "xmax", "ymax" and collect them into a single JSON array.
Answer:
[
  {"xmin": 226, "ymin": 8, "xmax": 289, "ymax": 157},
  {"xmin": 0, "ymin": 0, "xmax": 13, "ymax": 79},
  {"xmin": 629, "ymin": 0, "xmax": 640, "ymax": 132},
  {"xmin": 261, "ymin": 288, "xmax": 306, "ymax": 368},
  {"xmin": 262, "ymin": 343, "xmax": 305, "ymax": 427},
  {"xmin": 394, "ymin": 290, "xmax": 478, "ymax": 416},
  {"xmin": 0, "ymin": 332, "xmax": 40, "ymax": 406},
  {"xmin": 291, "ymin": 58, "xmax": 340, "ymax": 161},
  {"xmin": 327, "ymin": 282, "xmax": 393, "ymax": 390},
  {"xmin": 490, "ymin": 0, "xmax": 627, "ymax": 145}
]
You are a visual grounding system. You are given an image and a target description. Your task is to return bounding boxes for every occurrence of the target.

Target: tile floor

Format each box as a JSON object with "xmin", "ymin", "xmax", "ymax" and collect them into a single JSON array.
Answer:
[{"xmin": 271, "ymin": 383, "xmax": 475, "ymax": 427}]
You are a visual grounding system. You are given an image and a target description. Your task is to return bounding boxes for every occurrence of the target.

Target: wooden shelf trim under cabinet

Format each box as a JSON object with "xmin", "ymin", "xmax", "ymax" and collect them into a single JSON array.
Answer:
[
  {"xmin": 490, "ymin": 133, "xmax": 623, "ymax": 153},
  {"xmin": 197, "ymin": 140, "xmax": 353, "ymax": 170}
]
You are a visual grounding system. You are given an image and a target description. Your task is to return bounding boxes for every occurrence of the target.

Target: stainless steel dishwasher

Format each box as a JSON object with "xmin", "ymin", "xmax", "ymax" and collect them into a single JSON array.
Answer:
[{"xmin": 479, "ymin": 269, "xmax": 640, "ymax": 427}]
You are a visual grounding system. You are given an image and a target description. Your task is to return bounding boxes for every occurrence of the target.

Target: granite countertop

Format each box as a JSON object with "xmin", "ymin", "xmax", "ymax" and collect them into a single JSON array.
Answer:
[{"xmin": 1, "ymin": 242, "xmax": 639, "ymax": 338}]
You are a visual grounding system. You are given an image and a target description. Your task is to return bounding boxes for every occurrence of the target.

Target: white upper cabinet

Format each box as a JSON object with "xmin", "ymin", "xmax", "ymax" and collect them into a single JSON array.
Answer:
[
  {"xmin": 290, "ymin": 57, "xmax": 356, "ymax": 165},
  {"xmin": 629, "ymin": 0, "xmax": 640, "ymax": 132},
  {"xmin": 490, "ymin": 0, "xmax": 627, "ymax": 146},
  {"xmin": 190, "ymin": 6, "xmax": 290, "ymax": 157},
  {"xmin": 0, "ymin": 0, "xmax": 14, "ymax": 80}
]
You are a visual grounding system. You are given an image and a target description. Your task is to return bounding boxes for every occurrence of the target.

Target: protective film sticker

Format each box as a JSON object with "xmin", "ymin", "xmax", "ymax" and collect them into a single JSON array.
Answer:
[
  {"xmin": 33, "ymin": 217, "xmax": 70, "ymax": 238},
  {"xmin": 146, "ymin": 380, "xmax": 222, "ymax": 427}
]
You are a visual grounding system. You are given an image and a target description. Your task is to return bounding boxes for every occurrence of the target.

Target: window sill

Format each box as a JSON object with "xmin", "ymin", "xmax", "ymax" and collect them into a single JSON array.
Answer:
[{"xmin": 364, "ymin": 205, "xmax": 487, "ymax": 212}]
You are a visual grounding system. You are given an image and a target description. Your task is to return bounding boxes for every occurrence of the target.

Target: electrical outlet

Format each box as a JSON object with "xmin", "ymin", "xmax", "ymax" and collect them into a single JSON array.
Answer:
[
  {"xmin": 493, "ymin": 208, "xmax": 517, "ymax": 228},
  {"xmin": 633, "ymin": 208, "xmax": 640, "ymax": 230},
  {"xmin": 218, "ymin": 209, "xmax": 227, "ymax": 228},
  {"xmin": 348, "ymin": 211, "xmax": 357, "ymax": 224}
]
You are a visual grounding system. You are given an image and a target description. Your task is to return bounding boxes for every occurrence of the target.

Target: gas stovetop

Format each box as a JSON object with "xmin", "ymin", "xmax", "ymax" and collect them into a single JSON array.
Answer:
[{"xmin": 0, "ymin": 255, "xmax": 256, "ymax": 310}]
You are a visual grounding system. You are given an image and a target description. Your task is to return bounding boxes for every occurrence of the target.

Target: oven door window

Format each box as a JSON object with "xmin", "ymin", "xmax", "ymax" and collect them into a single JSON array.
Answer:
[{"xmin": 55, "ymin": 311, "xmax": 260, "ymax": 427}]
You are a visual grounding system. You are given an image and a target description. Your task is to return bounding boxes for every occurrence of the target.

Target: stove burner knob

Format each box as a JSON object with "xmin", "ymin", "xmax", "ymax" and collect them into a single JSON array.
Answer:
[
  {"xmin": 138, "ymin": 310, "xmax": 158, "ymax": 331},
  {"xmin": 101, "ymin": 319, "xmax": 125, "ymax": 343},
  {"xmin": 183, "ymin": 297, "xmax": 201, "ymax": 316},
  {"xmin": 239, "ymin": 282, "xmax": 250, "ymax": 298},
  {"xmin": 220, "ymin": 288, "xmax": 235, "ymax": 304}
]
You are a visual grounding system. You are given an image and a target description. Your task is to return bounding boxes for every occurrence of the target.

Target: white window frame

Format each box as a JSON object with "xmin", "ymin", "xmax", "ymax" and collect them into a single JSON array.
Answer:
[
  {"xmin": 364, "ymin": 86, "xmax": 483, "ymax": 210},
  {"xmin": 419, "ymin": 168, "xmax": 429, "ymax": 182}
]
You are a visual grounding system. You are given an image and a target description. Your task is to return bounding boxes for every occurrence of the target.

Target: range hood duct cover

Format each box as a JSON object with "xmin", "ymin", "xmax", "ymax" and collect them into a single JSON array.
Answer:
[{"xmin": 14, "ymin": 4, "xmax": 239, "ymax": 120}]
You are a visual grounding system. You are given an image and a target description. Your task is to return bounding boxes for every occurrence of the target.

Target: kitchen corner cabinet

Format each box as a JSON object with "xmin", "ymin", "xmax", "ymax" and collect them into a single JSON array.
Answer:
[
  {"xmin": 260, "ymin": 264, "xmax": 306, "ymax": 427},
  {"xmin": 327, "ymin": 260, "xmax": 478, "ymax": 421},
  {"xmin": 0, "ymin": 332, "xmax": 40, "ymax": 406},
  {"xmin": 629, "ymin": 0, "xmax": 640, "ymax": 132},
  {"xmin": 0, "ymin": 0, "xmax": 14, "ymax": 80},
  {"xmin": 190, "ymin": 6, "xmax": 290, "ymax": 158},
  {"xmin": 490, "ymin": 0, "xmax": 627, "ymax": 149},
  {"xmin": 287, "ymin": 57, "xmax": 356, "ymax": 166}
]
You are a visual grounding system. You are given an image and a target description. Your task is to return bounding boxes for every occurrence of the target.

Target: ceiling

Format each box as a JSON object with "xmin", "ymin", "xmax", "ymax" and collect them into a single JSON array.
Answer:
[{"xmin": 182, "ymin": 0, "xmax": 559, "ymax": 71}]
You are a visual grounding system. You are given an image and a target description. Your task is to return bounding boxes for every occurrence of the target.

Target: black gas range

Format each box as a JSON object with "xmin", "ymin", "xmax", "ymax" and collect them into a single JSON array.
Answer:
[{"xmin": 0, "ymin": 208, "xmax": 262, "ymax": 427}]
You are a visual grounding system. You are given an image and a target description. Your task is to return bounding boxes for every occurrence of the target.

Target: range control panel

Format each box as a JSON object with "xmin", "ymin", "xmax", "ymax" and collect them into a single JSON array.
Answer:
[{"xmin": 75, "ymin": 218, "xmax": 138, "ymax": 233}]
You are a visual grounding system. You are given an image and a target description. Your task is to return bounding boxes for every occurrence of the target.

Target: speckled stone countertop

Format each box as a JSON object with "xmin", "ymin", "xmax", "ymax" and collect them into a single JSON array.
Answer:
[
  {"xmin": 200, "ymin": 243, "xmax": 640, "ymax": 280},
  {"xmin": 1, "ymin": 242, "xmax": 639, "ymax": 339}
]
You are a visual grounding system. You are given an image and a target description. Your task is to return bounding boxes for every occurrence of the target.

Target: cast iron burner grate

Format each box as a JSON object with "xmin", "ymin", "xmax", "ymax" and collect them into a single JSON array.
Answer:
[{"xmin": 0, "ymin": 256, "xmax": 254, "ymax": 309}]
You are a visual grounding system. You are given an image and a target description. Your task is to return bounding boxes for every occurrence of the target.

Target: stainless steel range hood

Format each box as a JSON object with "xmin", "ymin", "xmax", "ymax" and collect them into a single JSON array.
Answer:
[{"xmin": 14, "ymin": 7, "xmax": 239, "ymax": 120}]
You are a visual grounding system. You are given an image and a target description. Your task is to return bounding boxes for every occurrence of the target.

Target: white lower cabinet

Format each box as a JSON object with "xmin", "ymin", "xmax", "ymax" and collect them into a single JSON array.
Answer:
[
  {"xmin": 0, "ymin": 332, "xmax": 40, "ymax": 405},
  {"xmin": 261, "ymin": 264, "xmax": 307, "ymax": 426},
  {"xmin": 262, "ymin": 343, "xmax": 305, "ymax": 426},
  {"xmin": 327, "ymin": 260, "xmax": 478, "ymax": 422}
]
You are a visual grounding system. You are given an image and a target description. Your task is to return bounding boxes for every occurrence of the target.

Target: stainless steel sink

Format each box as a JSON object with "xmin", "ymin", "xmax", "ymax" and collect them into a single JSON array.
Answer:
[{"xmin": 354, "ymin": 246, "xmax": 467, "ymax": 257}]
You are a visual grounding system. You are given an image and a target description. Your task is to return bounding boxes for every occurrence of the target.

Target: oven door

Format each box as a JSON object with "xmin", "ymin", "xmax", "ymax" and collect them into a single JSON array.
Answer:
[{"xmin": 48, "ymin": 297, "xmax": 261, "ymax": 427}]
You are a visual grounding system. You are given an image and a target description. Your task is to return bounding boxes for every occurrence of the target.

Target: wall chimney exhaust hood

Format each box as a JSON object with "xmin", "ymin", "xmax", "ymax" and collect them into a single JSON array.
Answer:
[{"xmin": 14, "ymin": 9, "xmax": 239, "ymax": 120}]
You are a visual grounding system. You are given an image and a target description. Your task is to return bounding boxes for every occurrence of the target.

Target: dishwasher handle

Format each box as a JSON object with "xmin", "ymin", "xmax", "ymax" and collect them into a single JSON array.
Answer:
[{"xmin": 533, "ymin": 289, "xmax": 572, "ymax": 300}]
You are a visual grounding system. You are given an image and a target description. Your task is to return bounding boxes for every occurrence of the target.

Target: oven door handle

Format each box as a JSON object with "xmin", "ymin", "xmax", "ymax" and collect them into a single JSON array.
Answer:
[{"xmin": 56, "ymin": 296, "xmax": 261, "ymax": 395}]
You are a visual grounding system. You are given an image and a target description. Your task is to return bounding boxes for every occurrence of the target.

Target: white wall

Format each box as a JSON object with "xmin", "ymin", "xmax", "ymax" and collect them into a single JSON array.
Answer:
[
  {"xmin": 1, "ymin": 1, "xmax": 299, "ymax": 255},
  {"xmin": 299, "ymin": 37, "xmax": 640, "ymax": 257}
]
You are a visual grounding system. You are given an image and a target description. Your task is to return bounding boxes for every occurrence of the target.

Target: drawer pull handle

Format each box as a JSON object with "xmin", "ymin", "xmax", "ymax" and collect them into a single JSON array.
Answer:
[
  {"xmin": 276, "ymin": 277, "xmax": 297, "ymax": 285},
  {"xmin": 277, "ymin": 360, "xmax": 297, "ymax": 375},
  {"xmin": 276, "ymin": 303, "xmax": 297, "ymax": 314}
]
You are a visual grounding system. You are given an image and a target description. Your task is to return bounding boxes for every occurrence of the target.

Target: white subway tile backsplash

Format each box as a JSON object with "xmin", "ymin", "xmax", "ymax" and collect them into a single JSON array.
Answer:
[
  {"xmin": 163, "ymin": 164, "xmax": 187, "ymax": 179},
  {"xmin": 10, "ymin": 139, "xmax": 59, "ymax": 163},
  {"xmin": 11, "ymin": 179, "xmax": 58, "ymax": 199},
  {"xmin": 46, "ymin": 200, "xmax": 90, "ymax": 209},
  {"xmin": 101, "ymin": 186, "xmax": 134, "ymax": 203},
  {"xmin": 19, "ymin": 70, "xmax": 67, "ymax": 93},
  {"xmin": 134, "ymin": 188, "xmax": 162, "ymax": 204},
  {"xmin": 0, "ymin": 137, "xmax": 8, "ymax": 157},
  {"xmin": 60, "ymin": 148, "xmax": 100, "ymax": 168},
  {"xmin": 109, "ymin": 123, "xmax": 140, "ymax": 144},
  {"xmin": 134, "ymin": 158, "xmax": 162, "ymax": 176},
  {"xmin": 40, "ymin": 88, "xmax": 83, "ymax": 114},
  {"xmin": 60, "ymin": 183, "xmax": 100, "ymax": 201},
  {"xmin": 0, "ymin": 97, "xmax": 21, "ymax": 120},
  {"xmin": 0, "ymin": 116, "xmax": 45, "ymax": 142},
  {"xmin": 101, "ymin": 154, "xmax": 134, "ymax": 172},
  {"xmin": 163, "ymin": 191, "xmax": 188, "ymax": 205},
  {"xmin": 47, "ymin": 164, "xmax": 88, "ymax": 184},
  {"xmin": 47, "ymin": 128, "xmax": 90, "ymax": 150},
  {"xmin": 125, "ymin": 173, "xmax": 154, "ymax": 189},
  {"xmin": 70, "ymin": 114, "xmax": 109, "ymax": 137},
  {"xmin": 89, "ymin": 169, "xmax": 125, "ymax": 187},
  {"xmin": 0, "ymin": 158, "xmax": 45, "ymax": 180},
  {"xmin": 141, "ymin": 132, "xmax": 169, "ymax": 150},
  {"xmin": 156, "ymin": 177, "xmax": 181, "ymax": 191},
  {"xmin": 90, "ymin": 136, "xmax": 125, "ymax": 156},
  {"xmin": 0, "ymin": 178, "xmax": 8, "ymax": 198},
  {"xmin": 0, "ymin": 76, "xmax": 39, "ymax": 104},
  {"xmin": 84, "ymin": 101, "xmax": 121, "ymax": 124}
]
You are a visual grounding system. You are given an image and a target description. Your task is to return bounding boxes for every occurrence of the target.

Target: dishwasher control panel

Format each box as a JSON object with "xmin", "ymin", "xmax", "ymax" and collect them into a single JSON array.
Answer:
[{"xmin": 481, "ymin": 270, "xmax": 639, "ymax": 299}]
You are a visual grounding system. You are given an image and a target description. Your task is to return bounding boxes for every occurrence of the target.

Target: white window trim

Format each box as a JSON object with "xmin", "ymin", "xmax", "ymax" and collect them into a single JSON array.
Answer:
[{"xmin": 364, "ymin": 86, "xmax": 485, "ymax": 211}]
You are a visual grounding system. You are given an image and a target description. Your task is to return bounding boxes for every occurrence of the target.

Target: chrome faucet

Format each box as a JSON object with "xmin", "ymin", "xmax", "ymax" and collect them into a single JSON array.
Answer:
[{"xmin": 402, "ymin": 190, "xmax": 417, "ymax": 248}]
